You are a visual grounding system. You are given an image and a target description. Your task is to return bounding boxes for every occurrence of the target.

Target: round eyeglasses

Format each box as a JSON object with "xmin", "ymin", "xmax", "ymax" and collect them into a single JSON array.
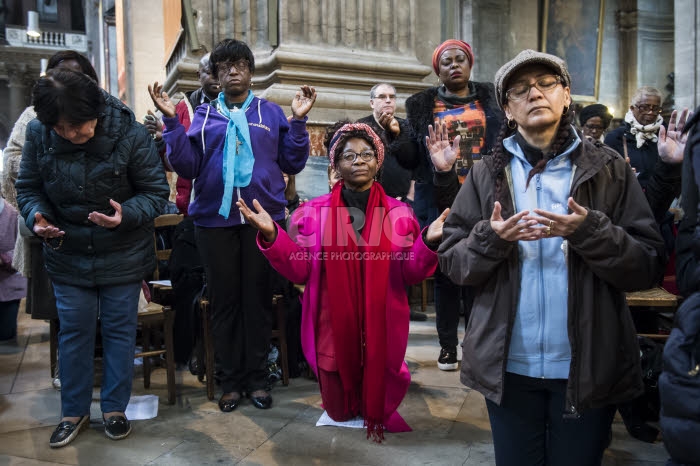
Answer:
[{"xmin": 339, "ymin": 150, "xmax": 376, "ymax": 163}]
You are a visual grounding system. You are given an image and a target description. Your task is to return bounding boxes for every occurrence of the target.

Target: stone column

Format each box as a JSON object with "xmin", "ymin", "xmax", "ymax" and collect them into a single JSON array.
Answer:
[
  {"xmin": 674, "ymin": 0, "xmax": 699, "ymax": 110},
  {"xmin": 255, "ymin": 0, "xmax": 431, "ymax": 122},
  {"xmin": 7, "ymin": 67, "xmax": 30, "ymax": 124}
]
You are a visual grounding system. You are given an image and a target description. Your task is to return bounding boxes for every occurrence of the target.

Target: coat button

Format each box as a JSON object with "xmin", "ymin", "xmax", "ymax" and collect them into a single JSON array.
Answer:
[
  {"xmin": 87, "ymin": 245, "xmax": 93, "ymax": 250},
  {"xmin": 48, "ymin": 148, "xmax": 54, "ymax": 152}
]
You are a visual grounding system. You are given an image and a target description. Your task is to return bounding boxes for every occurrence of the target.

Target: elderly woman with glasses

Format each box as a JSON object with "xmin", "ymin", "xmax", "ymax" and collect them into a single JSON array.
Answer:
[
  {"xmin": 149, "ymin": 38, "xmax": 317, "ymax": 413},
  {"xmin": 436, "ymin": 50, "xmax": 665, "ymax": 465},
  {"xmin": 238, "ymin": 123, "xmax": 446, "ymax": 441},
  {"xmin": 604, "ymin": 86, "xmax": 664, "ymax": 190}
]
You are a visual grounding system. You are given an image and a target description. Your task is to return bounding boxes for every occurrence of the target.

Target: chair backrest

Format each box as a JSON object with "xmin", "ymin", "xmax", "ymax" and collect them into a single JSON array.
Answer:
[{"xmin": 152, "ymin": 214, "xmax": 184, "ymax": 281}]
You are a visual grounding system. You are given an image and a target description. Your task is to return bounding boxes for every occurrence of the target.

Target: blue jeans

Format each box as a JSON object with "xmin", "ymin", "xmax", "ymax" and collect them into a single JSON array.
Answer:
[
  {"xmin": 52, "ymin": 281, "xmax": 141, "ymax": 417},
  {"xmin": 486, "ymin": 372, "xmax": 616, "ymax": 466}
]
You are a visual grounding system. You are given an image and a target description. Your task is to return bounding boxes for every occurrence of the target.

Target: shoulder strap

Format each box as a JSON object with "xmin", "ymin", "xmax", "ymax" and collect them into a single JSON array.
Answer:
[{"xmin": 622, "ymin": 135, "xmax": 629, "ymax": 161}]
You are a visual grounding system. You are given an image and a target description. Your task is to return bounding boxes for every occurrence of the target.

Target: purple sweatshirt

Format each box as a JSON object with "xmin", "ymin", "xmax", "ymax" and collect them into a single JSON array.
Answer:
[
  {"xmin": 162, "ymin": 96, "xmax": 310, "ymax": 227},
  {"xmin": 0, "ymin": 199, "xmax": 27, "ymax": 302}
]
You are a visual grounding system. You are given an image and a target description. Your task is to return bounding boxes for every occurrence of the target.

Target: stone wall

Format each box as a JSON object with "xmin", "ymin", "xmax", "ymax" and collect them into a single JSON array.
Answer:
[{"xmin": 675, "ymin": 0, "xmax": 699, "ymax": 110}]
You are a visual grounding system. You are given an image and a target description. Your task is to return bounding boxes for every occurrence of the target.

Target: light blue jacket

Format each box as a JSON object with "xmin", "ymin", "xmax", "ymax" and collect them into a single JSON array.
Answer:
[{"xmin": 504, "ymin": 131, "xmax": 581, "ymax": 379}]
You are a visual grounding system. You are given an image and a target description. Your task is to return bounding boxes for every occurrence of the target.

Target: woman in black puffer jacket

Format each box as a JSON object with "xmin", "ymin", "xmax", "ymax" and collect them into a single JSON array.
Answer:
[{"xmin": 16, "ymin": 69, "xmax": 169, "ymax": 448}]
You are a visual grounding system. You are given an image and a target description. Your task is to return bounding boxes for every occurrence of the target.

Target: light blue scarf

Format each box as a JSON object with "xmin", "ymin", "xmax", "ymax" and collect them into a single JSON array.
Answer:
[{"xmin": 215, "ymin": 90, "xmax": 255, "ymax": 219}]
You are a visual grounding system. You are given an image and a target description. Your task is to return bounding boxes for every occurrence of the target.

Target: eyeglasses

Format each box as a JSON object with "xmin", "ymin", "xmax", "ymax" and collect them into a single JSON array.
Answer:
[
  {"xmin": 506, "ymin": 75, "xmax": 562, "ymax": 101},
  {"xmin": 339, "ymin": 150, "xmax": 376, "ymax": 163},
  {"xmin": 584, "ymin": 124, "xmax": 605, "ymax": 131},
  {"xmin": 219, "ymin": 59, "xmax": 250, "ymax": 73},
  {"xmin": 373, "ymin": 93, "xmax": 396, "ymax": 101},
  {"xmin": 633, "ymin": 104, "xmax": 662, "ymax": 114}
]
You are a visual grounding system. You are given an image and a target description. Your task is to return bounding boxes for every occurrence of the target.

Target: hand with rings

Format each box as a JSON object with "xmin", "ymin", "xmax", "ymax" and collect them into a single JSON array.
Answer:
[{"xmin": 524, "ymin": 197, "xmax": 588, "ymax": 239}]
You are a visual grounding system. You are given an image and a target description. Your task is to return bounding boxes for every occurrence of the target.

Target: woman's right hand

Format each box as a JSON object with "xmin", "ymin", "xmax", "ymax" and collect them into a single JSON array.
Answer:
[
  {"xmin": 33, "ymin": 212, "xmax": 65, "ymax": 239},
  {"xmin": 490, "ymin": 202, "xmax": 539, "ymax": 242},
  {"xmin": 237, "ymin": 198, "xmax": 278, "ymax": 243},
  {"xmin": 147, "ymin": 81, "xmax": 176, "ymax": 119}
]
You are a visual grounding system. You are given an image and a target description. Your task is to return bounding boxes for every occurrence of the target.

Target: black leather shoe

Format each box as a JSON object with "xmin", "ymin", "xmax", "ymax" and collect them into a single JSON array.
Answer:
[
  {"xmin": 49, "ymin": 415, "xmax": 89, "ymax": 448},
  {"xmin": 250, "ymin": 394, "xmax": 273, "ymax": 410},
  {"xmin": 103, "ymin": 415, "xmax": 131, "ymax": 440},
  {"xmin": 218, "ymin": 393, "xmax": 241, "ymax": 412}
]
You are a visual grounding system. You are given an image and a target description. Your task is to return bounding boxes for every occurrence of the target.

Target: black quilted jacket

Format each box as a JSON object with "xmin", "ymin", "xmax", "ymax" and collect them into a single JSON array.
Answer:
[{"xmin": 16, "ymin": 91, "xmax": 170, "ymax": 286}]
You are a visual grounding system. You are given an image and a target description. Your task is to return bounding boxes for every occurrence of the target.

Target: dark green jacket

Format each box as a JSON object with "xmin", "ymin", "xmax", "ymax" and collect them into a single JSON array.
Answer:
[{"xmin": 16, "ymin": 92, "xmax": 169, "ymax": 287}]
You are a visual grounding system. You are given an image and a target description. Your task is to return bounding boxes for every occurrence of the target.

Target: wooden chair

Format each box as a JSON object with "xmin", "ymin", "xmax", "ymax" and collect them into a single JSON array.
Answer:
[
  {"xmin": 197, "ymin": 293, "xmax": 289, "ymax": 400},
  {"xmin": 134, "ymin": 214, "xmax": 184, "ymax": 405},
  {"xmin": 626, "ymin": 287, "xmax": 680, "ymax": 341}
]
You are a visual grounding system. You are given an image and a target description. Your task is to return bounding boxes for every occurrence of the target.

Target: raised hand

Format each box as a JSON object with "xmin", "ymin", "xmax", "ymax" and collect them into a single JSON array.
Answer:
[
  {"xmin": 147, "ymin": 81, "xmax": 176, "ymax": 118},
  {"xmin": 426, "ymin": 208, "xmax": 450, "ymax": 244},
  {"xmin": 378, "ymin": 112, "xmax": 400, "ymax": 135},
  {"xmin": 291, "ymin": 85, "xmax": 317, "ymax": 120},
  {"xmin": 237, "ymin": 198, "xmax": 277, "ymax": 242},
  {"xmin": 526, "ymin": 197, "xmax": 588, "ymax": 238},
  {"xmin": 426, "ymin": 119, "xmax": 461, "ymax": 172},
  {"xmin": 143, "ymin": 110, "xmax": 163, "ymax": 141},
  {"xmin": 658, "ymin": 108, "xmax": 692, "ymax": 164},
  {"xmin": 33, "ymin": 212, "xmax": 65, "ymax": 239},
  {"xmin": 490, "ymin": 202, "xmax": 539, "ymax": 242},
  {"xmin": 87, "ymin": 199, "xmax": 123, "ymax": 229}
]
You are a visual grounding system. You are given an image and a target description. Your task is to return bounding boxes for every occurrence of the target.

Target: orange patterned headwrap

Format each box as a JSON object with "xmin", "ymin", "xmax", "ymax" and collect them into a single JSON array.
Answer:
[{"xmin": 432, "ymin": 40, "xmax": 474, "ymax": 75}]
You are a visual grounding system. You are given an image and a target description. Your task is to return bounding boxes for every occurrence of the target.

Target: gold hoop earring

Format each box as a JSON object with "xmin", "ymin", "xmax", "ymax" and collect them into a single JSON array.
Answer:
[{"xmin": 507, "ymin": 118, "xmax": 517, "ymax": 129}]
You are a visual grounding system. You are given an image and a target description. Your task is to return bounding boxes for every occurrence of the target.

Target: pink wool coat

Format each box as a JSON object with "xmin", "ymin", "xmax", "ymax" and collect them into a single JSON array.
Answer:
[{"xmin": 258, "ymin": 192, "xmax": 437, "ymax": 432}]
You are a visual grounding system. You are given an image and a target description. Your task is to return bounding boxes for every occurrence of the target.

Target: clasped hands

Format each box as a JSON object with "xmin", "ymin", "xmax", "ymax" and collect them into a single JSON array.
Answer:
[{"xmin": 490, "ymin": 197, "xmax": 588, "ymax": 242}]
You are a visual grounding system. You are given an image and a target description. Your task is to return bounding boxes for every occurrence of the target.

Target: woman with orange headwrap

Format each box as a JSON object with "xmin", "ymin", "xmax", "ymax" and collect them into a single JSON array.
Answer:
[{"xmin": 399, "ymin": 40, "xmax": 504, "ymax": 373}]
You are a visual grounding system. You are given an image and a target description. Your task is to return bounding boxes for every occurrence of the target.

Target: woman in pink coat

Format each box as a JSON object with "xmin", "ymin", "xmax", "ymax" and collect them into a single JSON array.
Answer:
[{"xmin": 238, "ymin": 123, "xmax": 447, "ymax": 441}]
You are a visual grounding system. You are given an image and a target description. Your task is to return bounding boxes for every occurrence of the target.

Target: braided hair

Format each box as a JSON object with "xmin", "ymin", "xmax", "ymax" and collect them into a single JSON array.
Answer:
[{"xmin": 492, "ymin": 107, "xmax": 576, "ymax": 205}]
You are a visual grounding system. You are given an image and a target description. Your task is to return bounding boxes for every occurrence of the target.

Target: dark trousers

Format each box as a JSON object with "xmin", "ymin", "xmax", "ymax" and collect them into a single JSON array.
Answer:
[
  {"xmin": 196, "ymin": 224, "xmax": 272, "ymax": 394},
  {"xmin": 486, "ymin": 372, "xmax": 616, "ymax": 466},
  {"xmin": 434, "ymin": 268, "xmax": 472, "ymax": 349},
  {"xmin": 0, "ymin": 300, "xmax": 20, "ymax": 340}
]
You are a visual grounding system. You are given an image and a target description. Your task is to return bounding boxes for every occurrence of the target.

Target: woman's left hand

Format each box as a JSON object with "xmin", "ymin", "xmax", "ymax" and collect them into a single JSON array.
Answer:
[
  {"xmin": 291, "ymin": 85, "xmax": 317, "ymax": 120},
  {"xmin": 426, "ymin": 208, "xmax": 450, "ymax": 244},
  {"xmin": 527, "ymin": 197, "xmax": 588, "ymax": 238},
  {"xmin": 88, "ymin": 199, "xmax": 123, "ymax": 228},
  {"xmin": 658, "ymin": 108, "xmax": 692, "ymax": 164},
  {"xmin": 427, "ymin": 120, "xmax": 461, "ymax": 172}
]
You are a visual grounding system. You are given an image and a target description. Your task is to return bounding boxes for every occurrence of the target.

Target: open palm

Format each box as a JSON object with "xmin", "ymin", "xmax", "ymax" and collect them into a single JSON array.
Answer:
[{"xmin": 426, "ymin": 120, "xmax": 461, "ymax": 172}]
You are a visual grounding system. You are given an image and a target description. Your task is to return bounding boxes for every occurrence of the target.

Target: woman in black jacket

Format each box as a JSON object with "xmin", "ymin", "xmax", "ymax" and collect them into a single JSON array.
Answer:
[
  {"xmin": 403, "ymin": 39, "xmax": 503, "ymax": 372},
  {"xmin": 16, "ymin": 69, "xmax": 169, "ymax": 448}
]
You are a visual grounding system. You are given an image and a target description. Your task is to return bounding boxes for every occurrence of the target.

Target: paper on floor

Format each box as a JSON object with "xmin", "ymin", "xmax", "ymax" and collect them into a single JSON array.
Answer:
[
  {"xmin": 125, "ymin": 394, "xmax": 159, "ymax": 420},
  {"xmin": 315, "ymin": 410, "xmax": 364, "ymax": 428}
]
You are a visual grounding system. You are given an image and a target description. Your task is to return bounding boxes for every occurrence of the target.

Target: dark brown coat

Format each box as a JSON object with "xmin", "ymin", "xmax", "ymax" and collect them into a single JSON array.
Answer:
[{"xmin": 438, "ymin": 137, "xmax": 665, "ymax": 413}]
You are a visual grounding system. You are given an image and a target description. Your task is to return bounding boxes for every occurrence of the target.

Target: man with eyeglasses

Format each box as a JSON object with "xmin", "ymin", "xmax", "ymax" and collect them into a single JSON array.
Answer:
[
  {"xmin": 356, "ymin": 83, "xmax": 417, "ymax": 204},
  {"xmin": 357, "ymin": 83, "xmax": 425, "ymax": 321},
  {"xmin": 605, "ymin": 86, "xmax": 665, "ymax": 190}
]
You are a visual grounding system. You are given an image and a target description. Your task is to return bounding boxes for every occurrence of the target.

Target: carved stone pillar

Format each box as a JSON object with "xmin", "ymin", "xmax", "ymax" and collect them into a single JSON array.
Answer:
[
  {"xmin": 7, "ymin": 67, "xmax": 31, "ymax": 124},
  {"xmin": 165, "ymin": 0, "xmax": 432, "ymax": 153},
  {"xmin": 255, "ymin": 0, "xmax": 431, "ymax": 122}
]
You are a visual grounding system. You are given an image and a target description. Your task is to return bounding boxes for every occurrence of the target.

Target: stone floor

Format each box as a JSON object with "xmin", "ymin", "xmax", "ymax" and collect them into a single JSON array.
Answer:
[{"xmin": 0, "ymin": 303, "xmax": 670, "ymax": 466}]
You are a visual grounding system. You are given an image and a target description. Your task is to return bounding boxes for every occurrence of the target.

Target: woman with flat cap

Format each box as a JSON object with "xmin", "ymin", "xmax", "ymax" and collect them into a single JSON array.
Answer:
[{"xmin": 437, "ymin": 49, "xmax": 665, "ymax": 465}]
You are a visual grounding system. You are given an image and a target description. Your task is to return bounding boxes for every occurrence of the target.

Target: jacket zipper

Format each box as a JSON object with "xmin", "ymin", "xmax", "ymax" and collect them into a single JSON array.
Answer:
[{"xmin": 536, "ymin": 173, "xmax": 545, "ymax": 378}]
